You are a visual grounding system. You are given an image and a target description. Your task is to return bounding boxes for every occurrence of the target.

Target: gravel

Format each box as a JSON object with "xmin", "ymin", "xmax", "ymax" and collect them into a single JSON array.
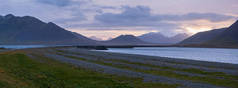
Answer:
[
  {"xmin": 58, "ymin": 48, "xmax": 238, "ymax": 75},
  {"xmin": 45, "ymin": 53, "xmax": 225, "ymax": 88}
]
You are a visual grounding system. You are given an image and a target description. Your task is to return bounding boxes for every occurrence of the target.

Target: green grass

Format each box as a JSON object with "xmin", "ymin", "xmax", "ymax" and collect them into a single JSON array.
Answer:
[
  {"xmin": 61, "ymin": 54, "xmax": 238, "ymax": 88},
  {"xmin": 0, "ymin": 52, "xmax": 178, "ymax": 88},
  {"xmin": 0, "ymin": 81, "xmax": 7, "ymax": 88}
]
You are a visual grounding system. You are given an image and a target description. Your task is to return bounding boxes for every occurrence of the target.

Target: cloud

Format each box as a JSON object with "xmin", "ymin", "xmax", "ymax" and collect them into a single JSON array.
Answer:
[
  {"xmin": 95, "ymin": 6, "xmax": 236, "ymax": 27},
  {"xmin": 35, "ymin": 0, "xmax": 71, "ymax": 7},
  {"xmin": 86, "ymin": 5, "xmax": 237, "ymax": 36},
  {"xmin": 157, "ymin": 13, "xmax": 236, "ymax": 22},
  {"xmin": 95, "ymin": 6, "xmax": 158, "ymax": 26}
]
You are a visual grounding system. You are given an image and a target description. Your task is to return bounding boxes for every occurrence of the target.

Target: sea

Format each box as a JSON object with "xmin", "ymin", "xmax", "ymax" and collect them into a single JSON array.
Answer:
[{"xmin": 0, "ymin": 45, "xmax": 47, "ymax": 49}]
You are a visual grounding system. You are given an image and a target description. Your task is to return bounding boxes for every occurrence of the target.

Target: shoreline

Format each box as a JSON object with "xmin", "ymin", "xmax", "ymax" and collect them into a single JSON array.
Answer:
[
  {"xmin": 1, "ymin": 44, "xmax": 238, "ymax": 50},
  {"xmin": 52, "ymin": 47, "xmax": 238, "ymax": 70},
  {"xmin": 1, "ymin": 47, "xmax": 238, "ymax": 88},
  {"xmin": 97, "ymin": 50, "xmax": 238, "ymax": 65},
  {"xmin": 2, "ymin": 46, "xmax": 238, "ymax": 65}
]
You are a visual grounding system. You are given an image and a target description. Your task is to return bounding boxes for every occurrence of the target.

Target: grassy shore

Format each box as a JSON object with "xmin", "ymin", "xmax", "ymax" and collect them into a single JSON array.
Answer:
[
  {"xmin": 60, "ymin": 51, "xmax": 238, "ymax": 88},
  {"xmin": 0, "ymin": 50, "xmax": 177, "ymax": 88}
]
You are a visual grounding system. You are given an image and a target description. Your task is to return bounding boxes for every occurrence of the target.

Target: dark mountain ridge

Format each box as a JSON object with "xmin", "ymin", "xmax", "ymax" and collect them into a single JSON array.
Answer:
[
  {"xmin": 180, "ymin": 28, "xmax": 227, "ymax": 44},
  {"xmin": 207, "ymin": 20, "xmax": 238, "ymax": 46},
  {"xmin": 180, "ymin": 20, "xmax": 238, "ymax": 48},
  {"xmin": 0, "ymin": 14, "xmax": 96, "ymax": 45}
]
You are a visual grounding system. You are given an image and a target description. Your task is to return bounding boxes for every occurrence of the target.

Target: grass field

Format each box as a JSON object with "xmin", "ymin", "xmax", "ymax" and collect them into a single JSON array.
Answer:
[{"xmin": 0, "ymin": 51, "xmax": 178, "ymax": 88}]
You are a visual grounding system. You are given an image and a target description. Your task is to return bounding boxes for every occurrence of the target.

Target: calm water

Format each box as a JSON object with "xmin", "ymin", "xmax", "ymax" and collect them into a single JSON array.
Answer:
[
  {"xmin": 103, "ymin": 47, "xmax": 238, "ymax": 64},
  {"xmin": 0, "ymin": 45, "xmax": 47, "ymax": 49}
]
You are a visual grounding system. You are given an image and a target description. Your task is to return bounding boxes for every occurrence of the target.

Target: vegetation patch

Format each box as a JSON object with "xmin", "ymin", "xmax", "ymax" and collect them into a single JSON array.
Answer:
[
  {"xmin": 62, "ymin": 54, "xmax": 238, "ymax": 88},
  {"xmin": 0, "ymin": 52, "xmax": 178, "ymax": 88}
]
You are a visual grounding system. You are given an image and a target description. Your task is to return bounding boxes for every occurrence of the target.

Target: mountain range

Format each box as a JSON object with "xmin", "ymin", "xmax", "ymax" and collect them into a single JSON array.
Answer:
[
  {"xmin": 0, "ymin": 14, "xmax": 148, "ymax": 45},
  {"xmin": 138, "ymin": 32, "xmax": 190, "ymax": 44},
  {"xmin": 102, "ymin": 35, "xmax": 148, "ymax": 45},
  {"xmin": 89, "ymin": 36, "xmax": 103, "ymax": 41},
  {"xmin": 1, "ymin": 14, "xmax": 237, "ymax": 47},
  {"xmin": 0, "ymin": 14, "xmax": 96, "ymax": 45}
]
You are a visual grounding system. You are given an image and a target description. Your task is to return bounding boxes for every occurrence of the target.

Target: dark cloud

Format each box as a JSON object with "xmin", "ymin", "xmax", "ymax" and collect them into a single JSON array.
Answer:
[
  {"xmin": 157, "ymin": 13, "xmax": 236, "ymax": 22},
  {"xmin": 95, "ymin": 6, "xmax": 236, "ymax": 27},
  {"xmin": 35, "ymin": 0, "xmax": 71, "ymax": 7},
  {"xmin": 68, "ymin": 21, "xmax": 177, "ymax": 28},
  {"xmin": 99, "ymin": 6, "xmax": 118, "ymax": 9},
  {"xmin": 55, "ymin": 9, "xmax": 87, "ymax": 24},
  {"xmin": 95, "ymin": 6, "xmax": 158, "ymax": 26},
  {"xmin": 33, "ymin": 0, "xmax": 91, "ymax": 25}
]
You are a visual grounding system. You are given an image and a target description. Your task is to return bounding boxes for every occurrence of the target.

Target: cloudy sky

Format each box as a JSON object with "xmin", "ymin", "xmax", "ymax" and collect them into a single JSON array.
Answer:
[{"xmin": 1, "ymin": 0, "xmax": 238, "ymax": 40}]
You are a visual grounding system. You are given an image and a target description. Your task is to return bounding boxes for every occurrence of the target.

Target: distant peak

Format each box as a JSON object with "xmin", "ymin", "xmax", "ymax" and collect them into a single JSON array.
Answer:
[
  {"xmin": 47, "ymin": 22, "xmax": 58, "ymax": 26},
  {"xmin": 23, "ymin": 16, "xmax": 36, "ymax": 19},
  {"xmin": 233, "ymin": 20, "xmax": 238, "ymax": 25},
  {"xmin": 5, "ymin": 14, "xmax": 14, "ymax": 17},
  {"xmin": 149, "ymin": 32, "xmax": 161, "ymax": 34},
  {"xmin": 4, "ymin": 14, "xmax": 15, "ymax": 19},
  {"xmin": 123, "ymin": 34, "xmax": 133, "ymax": 36},
  {"xmin": 228, "ymin": 20, "xmax": 238, "ymax": 29},
  {"xmin": 48, "ymin": 22, "xmax": 55, "ymax": 25},
  {"xmin": 119, "ymin": 35, "xmax": 135, "ymax": 37}
]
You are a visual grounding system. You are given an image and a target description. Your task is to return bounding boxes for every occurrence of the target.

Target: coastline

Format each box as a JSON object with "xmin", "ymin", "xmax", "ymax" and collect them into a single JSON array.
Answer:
[{"xmin": 0, "ymin": 47, "xmax": 238, "ymax": 88}]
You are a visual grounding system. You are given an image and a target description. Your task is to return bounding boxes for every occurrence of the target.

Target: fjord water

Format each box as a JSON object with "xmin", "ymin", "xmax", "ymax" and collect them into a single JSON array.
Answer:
[
  {"xmin": 0, "ymin": 45, "xmax": 47, "ymax": 49},
  {"xmin": 104, "ymin": 47, "xmax": 238, "ymax": 64}
]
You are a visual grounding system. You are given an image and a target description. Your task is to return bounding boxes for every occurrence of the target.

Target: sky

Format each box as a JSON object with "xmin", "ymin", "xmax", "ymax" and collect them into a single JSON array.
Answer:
[{"xmin": 1, "ymin": 0, "xmax": 238, "ymax": 40}]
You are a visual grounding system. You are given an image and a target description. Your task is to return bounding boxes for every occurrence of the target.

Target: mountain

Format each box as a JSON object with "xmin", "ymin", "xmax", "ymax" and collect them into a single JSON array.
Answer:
[
  {"xmin": 138, "ymin": 32, "xmax": 189, "ymax": 44},
  {"xmin": 89, "ymin": 36, "xmax": 103, "ymax": 41},
  {"xmin": 71, "ymin": 32, "xmax": 97, "ymax": 44},
  {"xmin": 103, "ymin": 35, "xmax": 147, "ymax": 45},
  {"xmin": 138, "ymin": 32, "xmax": 169, "ymax": 44},
  {"xmin": 0, "ymin": 14, "xmax": 95, "ymax": 45},
  {"xmin": 180, "ymin": 28, "xmax": 226, "ymax": 45},
  {"xmin": 206, "ymin": 20, "xmax": 238, "ymax": 46},
  {"xmin": 180, "ymin": 20, "xmax": 238, "ymax": 48},
  {"xmin": 169, "ymin": 33, "xmax": 190, "ymax": 44}
]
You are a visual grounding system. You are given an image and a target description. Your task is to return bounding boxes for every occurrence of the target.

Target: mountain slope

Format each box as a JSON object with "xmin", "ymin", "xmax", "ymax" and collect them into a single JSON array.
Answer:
[
  {"xmin": 138, "ymin": 32, "xmax": 189, "ymax": 44},
  {"xmin": 71, "ymin": 32, "xmax": 97, "ymax": 44},
  {"xmin": 180, "ymin": 28, "xmax": 226, "ymax": 45},
  {"xmin": 169, "ymin": 33, "xmax": 190, "ymax": 44},
  {"xmin": 0, "ymin": 14, "xmax": 95, "ymax": 45},
  {"xmin": 179, "ymin": 20, "xmax": 238, "ymax": 48},
  {"xmin": 138, "ymin": 32, "xmax": 169, "ymax": 44},
  {"xmin": 89, "ymin": 36, "xmax": 103, "ymax": 41},
  {"xmin": 103, "ymin": 35, "xmax": 147, "ymax": 45},
  {"xmin": 207, "ymin": 20, "xmax": 238, "ymax": 46}
]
